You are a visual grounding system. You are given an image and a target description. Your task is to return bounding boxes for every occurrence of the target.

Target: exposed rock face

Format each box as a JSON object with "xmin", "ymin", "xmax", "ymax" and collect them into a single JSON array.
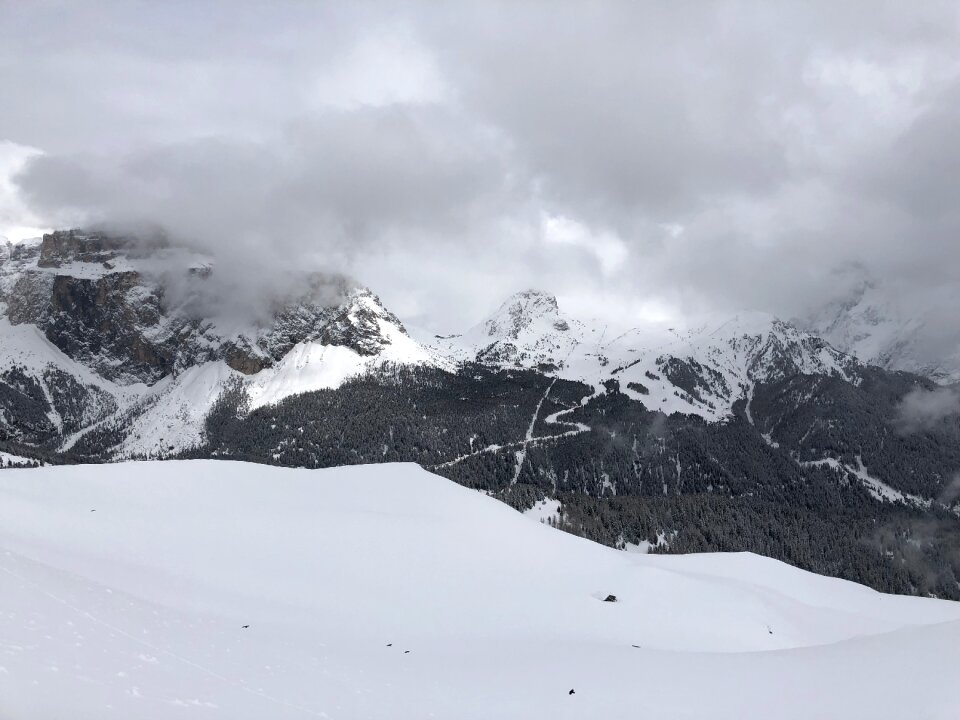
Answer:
[
  {"xmin": 483, "ymin": 290, "xmax": 561, "ymax": 340},
  {"xmin": 738, "ymin": 319, "xmax": 852, "ymax": 383},
  {"xmin": 317, "ymin": 291, "xmax": 404, "ymax": 357},
  {"xmin": 2, "ymin": 233, "xmax": 182, "ymax": 384},
  {"xmin": 38, "ymin": 230, "xmax": 127, "ymax": 268},
  {"xmin": 657, "ymin": 356, "xmax": 731, "ymax": 405},
  {"xmin": 223, "ymin": 340, "xmax": 273, "ymax": 375},
  {"xmin": 6, "ymin": 272, "xmax": 54, "ymax": 326},
  {"xmin": 0, "ymin": 227, "xmax": 436, "ymax": 454},
  {"xmin": 441, "ymin": 289, "xmax": 583, "ymax": 370},
  {"xmin": 1, "ymin": 228, "xmax": 415, "ymax": 386},
  {"xmin": 45, "ymin": 272, "xmax": 177, "ymax": 384}
]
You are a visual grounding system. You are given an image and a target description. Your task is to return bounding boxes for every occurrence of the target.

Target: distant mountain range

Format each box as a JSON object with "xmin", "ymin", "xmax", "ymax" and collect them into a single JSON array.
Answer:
[
  {"xmin": 2, "ymin": 230, "xmax": 959, "ymax": 599},
  {"xmin": 800, "ymin": 275, "xmax": 960, "ymax": 384}
]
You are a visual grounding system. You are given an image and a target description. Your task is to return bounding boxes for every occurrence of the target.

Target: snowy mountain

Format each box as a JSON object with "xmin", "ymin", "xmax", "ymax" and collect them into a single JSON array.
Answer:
[
  {"xmin": 802, "ymin": 277, "xmax": 960, "ymax": 383},
  {"xmin": 431, "ymin": 289, "xmax": 588, "ymax": 370},
  {"xmin": 0, "ymin": 230, "xmax": 447, "ymax": 456},
  {"xmin": 0, "ymin": 237, "xmax": 872, "ymax": 453},
  {"xmin": 4, "ymin": 230, "xmax": 960, "ymax": 601},
  {"xmin": 434, "ymin": 290, "xmax": 855, "ymax": 420},
  {"xmin": 2, "ymin": 459, "xmax": 959, "ymax": 719}
]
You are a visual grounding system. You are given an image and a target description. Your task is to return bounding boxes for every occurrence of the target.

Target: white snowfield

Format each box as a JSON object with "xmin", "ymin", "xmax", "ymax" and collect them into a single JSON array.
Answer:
[{"xmin": 1, "ymin": 461, "xmax": 959, "ymax": 719}]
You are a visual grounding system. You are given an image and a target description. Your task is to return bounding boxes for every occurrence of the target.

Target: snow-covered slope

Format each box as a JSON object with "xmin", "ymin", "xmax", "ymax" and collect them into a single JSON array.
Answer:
[
  {"xmin": 0, "ymin": 315, "xmax": 145, "ymax": 446},
  {"xmin": 1, "ymin": 460, "xmax": 958, "ymax": 719},
  {"xmin": 433, "ymin": 289, "xmax": 590, "ymax": 370},
  {"xmin": 597, "ymin": 311, "xmax": 855, "ymax": 420},
  {"xmin": 115, "ymin": 323, "xmax": 448, "ymax": 457},
  {"xmin": 803, "ymin": 278, "xmax": 960, "ymax": 383},
  {"xmin": 4, "ymin": 299, "xmax": 446, "ymax": 458},
  {"xmin": 435, "ymin": 291, "xmax": 856, "ymax": 421},
  {"xmin": 1, "ymin": 231, "xmax": 447, "ymax": 456}
]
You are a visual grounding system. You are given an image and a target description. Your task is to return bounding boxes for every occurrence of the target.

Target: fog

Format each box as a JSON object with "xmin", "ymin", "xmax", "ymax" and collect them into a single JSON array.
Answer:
[{"xmin": 2, "ymin": 1, "xmax": 960, "ymax": 339}]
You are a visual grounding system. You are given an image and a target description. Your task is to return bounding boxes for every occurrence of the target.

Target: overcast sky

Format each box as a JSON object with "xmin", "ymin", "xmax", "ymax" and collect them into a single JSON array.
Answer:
[{"xmin": 2, "ymin": 0, "xmax": 960, "ymax": 332}]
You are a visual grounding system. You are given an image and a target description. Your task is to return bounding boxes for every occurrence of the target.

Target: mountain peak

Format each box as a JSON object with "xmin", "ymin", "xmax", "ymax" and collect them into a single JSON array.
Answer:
[{"xmin": 485, "ymin": 290, "xmax": 562, "ymax": 339}]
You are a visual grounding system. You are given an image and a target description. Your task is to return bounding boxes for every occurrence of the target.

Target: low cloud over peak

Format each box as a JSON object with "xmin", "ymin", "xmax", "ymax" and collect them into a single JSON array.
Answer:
[{"xmin": 3, "ymin": 1, "xmax": 960, "ymax": 341}]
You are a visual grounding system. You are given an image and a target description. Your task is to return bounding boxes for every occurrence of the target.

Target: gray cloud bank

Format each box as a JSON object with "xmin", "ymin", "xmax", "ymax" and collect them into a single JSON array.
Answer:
[
  {"xmin": 896, "ymin": 386, "xmax": 960, "ymax": 434},
  {"xmin": 3, "ymin": 1, "xmax": 960, "ymax": 333}
]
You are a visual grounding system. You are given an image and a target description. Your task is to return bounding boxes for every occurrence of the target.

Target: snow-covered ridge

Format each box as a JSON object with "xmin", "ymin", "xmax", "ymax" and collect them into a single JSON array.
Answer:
[
  {"xmin": 480, "ymin": 289, "xmax": 567, "ymax": 340},
  {"xmin": 0, "ymin": 231, "xmax": 890, "ymax": 455},
  {"xmin": 432, "ymin": 293, "xmax": 857, "ymax": 421},
  {"xmin": 434, "ymin": 289, "xmax": 587, "ymax": 370},
  {"xmin": 1, "ymin": 460, "xmax": 957, "ymax": 719},
  {"xmin": 1, "ymin": 230, "xmax": 450, "ymax": 456},
  {"xmin": 802, "ymin": 276, "xmax": 960, "ymax": 383}
]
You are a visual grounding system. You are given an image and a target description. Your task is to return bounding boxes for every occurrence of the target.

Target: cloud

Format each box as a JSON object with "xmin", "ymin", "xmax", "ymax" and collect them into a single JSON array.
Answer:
[
  {"xmin": 0, "ymin": 142, "xmax": 50, "ymax": 242},
  {"xmin": 940, "ymin": 474, "xmax": 960, "ymax": 506},
  {"xmin": 13, "ymin": 105, "xmax": 517, "ymax": 320},
  {"xmin": 895, "ymin": 386, "xmax": 960, "ymax": 433},
  {"xmin": 3, "ymin": 1, "xmax": 960, "ymax": 334}
]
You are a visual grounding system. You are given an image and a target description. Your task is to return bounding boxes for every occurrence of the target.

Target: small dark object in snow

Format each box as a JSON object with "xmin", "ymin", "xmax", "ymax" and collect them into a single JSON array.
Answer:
[
  {"xmin": 569, "ymin": 689, "xmax": 575, "ymax": 695},
  {"xmin": 603, "ymin": 594, "xmax": 617, "ymax": 602},
  {"xmin": 631, "ymin": 644, "xmax": 641, "ymax": 649},
  {"xmin": 90, "ymin": 509, "xmax": 96, "ymax": 512},
  {"xmin": 404, "ymin": 650, "xmax": 410, "ymax": 654},
  {"xmin": 241, "ymin": 625, "xmax": 250, "ymax": 629},
  {"xmin": 387, "ymin": 643, "xmax": 393, "ymax": 647}
]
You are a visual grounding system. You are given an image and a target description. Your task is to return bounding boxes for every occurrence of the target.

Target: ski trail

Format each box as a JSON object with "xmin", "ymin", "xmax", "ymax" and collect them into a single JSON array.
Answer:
[
  {"xmin": 429, "ymin": 413, "xmax": 590, "ymax": 471},
  {"xmin": 800, "ymin": 456, "xmax": 931, "ymax": 508},
  {"xmin": 743, "ymin": 382, "xmax": 781, "ymax": 450},
  {"xmin": 60, "ymin": 413, "xmax": 112, "ymax": 452},
  {"xmin": 511, "ymin": 378, "xmax": 557, "ymax": 484},
  {"xmin": 38, "ymin": 371, "xmax": 64, "ymax": 434},
  {"xmin": 433, "ymin": 343, "xmax": 593, "ymax": 474}
]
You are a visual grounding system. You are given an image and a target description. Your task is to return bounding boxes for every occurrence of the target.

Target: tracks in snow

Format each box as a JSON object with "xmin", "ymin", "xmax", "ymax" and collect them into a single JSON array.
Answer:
[
  {"xmin": 430, "ymin": 381, "xmax": 590, "ymax": 473},
  {"xmin": 745, "ymin": 386, "xmax": 932, "ymax": 509},
  {"xmin": 510, "ymin": 378, "xmax": 557, "ymax": 484}
]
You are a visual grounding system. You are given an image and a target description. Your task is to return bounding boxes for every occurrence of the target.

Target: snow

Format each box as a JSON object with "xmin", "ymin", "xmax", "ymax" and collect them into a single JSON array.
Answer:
[
  {"xmin": 64, "ymin": 339, "xmax": 382, "ymax": 458},
  {"xmin": 31, "ymin": 257, "xmax": 135, "ymax": 279},
  {"xmin": 0, "ymin": 280, "xmax": 447, "ymax": 457},
  {"xmin": 248, "ymin": 320, "xmax": 446, "ymax": 412},
  {"xmin": 0, "ymin": 451, "xmax": 37, "ymax": 466},
  {"xmin": 0, "ymin": 317, "xmax": 143, "ymax": 403},
  {"xmin": 622, "ymin": 532, "xmax": 670, "ymax": 554},
  {"xmin": 433, "ymin": 294, "xmax": 855, "ymax": 422},
  {"xmin": 114, "ymin": 314, "xmax": 448, "ymax": 457},
  {"xmin": 524, "ymin": 498, "xmax": 561, "ymax": 524},
  {"xmin": 0, "ymin": 316, "xmax": 147, "ymax": 450},
  {"xmin": 430, "ymin": 382, "xmax": 589, "ymax": 473},
  {"xmin": 247, "ymin": 342, "xmax": 372, "ymax": 409},
  {"xmin": 511, "ymin": 378, "xmax": 556, "ymax": 483},
  {"xmin": 1, "ymin": 460, "xmax": 959, "ymax": 719},
  {"xmin": 435, "ymin": 290, "xmax": 584, "ymax": 370},
  {"xmin": 1, "ymin": 266, "xmax": 869, "ymax": 461},
  {"xmin": 802, "ymin": 456, "xmax": 932, "ymax": 508},
  {"xmin": 803, "ymin": 277, "xmax": 960, "ymax": 383},
  {"xmin": 119, "ymin": 362, "xmax": 241, "ymax": 457}
]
